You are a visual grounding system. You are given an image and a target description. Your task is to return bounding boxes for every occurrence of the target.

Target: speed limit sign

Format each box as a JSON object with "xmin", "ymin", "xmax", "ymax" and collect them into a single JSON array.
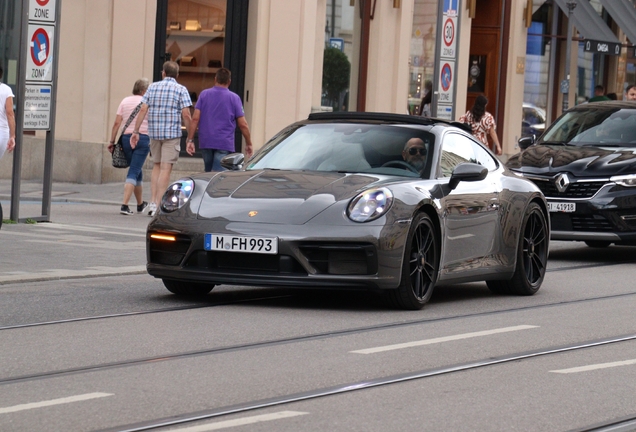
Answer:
[{"xmin": 441, "ymin": 17, "xmax": 456, "ymax": 58}]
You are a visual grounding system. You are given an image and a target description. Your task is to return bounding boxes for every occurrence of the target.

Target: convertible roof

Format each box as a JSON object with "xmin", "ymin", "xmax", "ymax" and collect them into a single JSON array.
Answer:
[{"xmin": 307, "ymin": 111, "xmax": 472, "ymax": 134}]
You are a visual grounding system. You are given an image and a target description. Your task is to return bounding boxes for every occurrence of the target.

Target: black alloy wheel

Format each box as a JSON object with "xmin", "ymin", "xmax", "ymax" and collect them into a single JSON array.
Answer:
[
  {"xmin": 388, "ymin": 212, "xmax": 438, "ymax": 310},
  {"xmin": 163, "ymin": 279, "xmax": 214, "ymax": 297},
  {"xmin": 487, "ymin": 202, "xmax": 548, "ymax": 295}
]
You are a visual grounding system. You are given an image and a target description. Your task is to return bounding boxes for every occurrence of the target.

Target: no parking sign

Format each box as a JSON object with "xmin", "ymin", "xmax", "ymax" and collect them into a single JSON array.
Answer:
[{"xmin": 26, "ymin": 24, "xmax": 54, "ymax": 82}]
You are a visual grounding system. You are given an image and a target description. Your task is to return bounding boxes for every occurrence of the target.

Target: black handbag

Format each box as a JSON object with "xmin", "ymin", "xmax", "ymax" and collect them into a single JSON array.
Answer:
[
  {"xmin": 112, "ymin": 102, "xmax": 142, "ymax": 169},
  {"xmin": 111, "ymin": 136, "xmax": 129, "ymax": 168}
]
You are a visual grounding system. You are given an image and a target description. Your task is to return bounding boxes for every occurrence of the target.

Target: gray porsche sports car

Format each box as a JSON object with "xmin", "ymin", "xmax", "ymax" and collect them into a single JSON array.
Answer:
[{"xmin": 147, "ymin": 112, "xmax": 549, "ymax": 310}]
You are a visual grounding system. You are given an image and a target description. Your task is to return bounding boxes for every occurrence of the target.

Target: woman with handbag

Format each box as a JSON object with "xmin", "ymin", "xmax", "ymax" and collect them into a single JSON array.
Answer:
[{"xmin": 108, "ymin": 78, "xmax": 151, "ymax": 215}]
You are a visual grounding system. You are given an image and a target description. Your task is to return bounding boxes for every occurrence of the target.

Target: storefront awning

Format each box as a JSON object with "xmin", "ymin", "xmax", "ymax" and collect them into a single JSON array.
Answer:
[
  {"xmin": 599, "ymin": 0, "xmax": 636, "ymax": 46},
  {"xmin": 553, "ymin": 0, "xmax": 621, "ymax": 54}
]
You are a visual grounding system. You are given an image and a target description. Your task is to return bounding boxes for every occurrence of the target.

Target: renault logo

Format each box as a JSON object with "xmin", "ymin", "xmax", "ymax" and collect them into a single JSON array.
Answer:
[
  {"xmin": 555, "ymin": 173, "xmax": 570, "ymax": 193},
  {"xmin": 248, "ymin": 211, "xmax": 258, "ymax": 217}
]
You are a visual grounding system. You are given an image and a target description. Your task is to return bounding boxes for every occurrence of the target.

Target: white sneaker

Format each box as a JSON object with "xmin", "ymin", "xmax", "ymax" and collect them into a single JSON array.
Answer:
[{"xmin": 147, "ymin": 202, "xmax": 157, "ymax": 217}]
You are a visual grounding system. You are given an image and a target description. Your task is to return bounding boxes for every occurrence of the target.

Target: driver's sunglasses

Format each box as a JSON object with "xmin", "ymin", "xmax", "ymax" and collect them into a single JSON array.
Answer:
[{"xmin": 408, "ymin": 147, "xmax": 427, "ymax": 156}]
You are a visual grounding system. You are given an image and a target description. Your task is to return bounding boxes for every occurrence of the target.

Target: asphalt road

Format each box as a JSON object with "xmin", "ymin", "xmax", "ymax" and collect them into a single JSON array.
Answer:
[{"xmin": 1, "ymin": 202, "xmax": 636, "ymax": 432}]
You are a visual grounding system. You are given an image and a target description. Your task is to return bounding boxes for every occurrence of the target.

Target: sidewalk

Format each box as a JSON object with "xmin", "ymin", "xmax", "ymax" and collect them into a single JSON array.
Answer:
[
  {"xmin": 0, "ymin": 179, "xmax": 152, "ymax": 286},
  {"xmin": 0, "ymin": 179, "xmax": 123, "ymax": 206}
]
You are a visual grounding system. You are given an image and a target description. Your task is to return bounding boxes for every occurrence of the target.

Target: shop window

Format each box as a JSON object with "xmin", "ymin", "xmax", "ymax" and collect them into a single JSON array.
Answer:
[
  {"xmin": 322, "ymin": 0, "xmax": 360, "ymax": 112},
  {"xmin": 523, "ymin": 2, "xmax": 552, "ymax": 114},
  {"xmin": 165, "ymin": 0, "xmax": 226, "ymax": 102},
  {"xmin": 409, "ymin": 0, "xmax": 439, "ymax": 116}
]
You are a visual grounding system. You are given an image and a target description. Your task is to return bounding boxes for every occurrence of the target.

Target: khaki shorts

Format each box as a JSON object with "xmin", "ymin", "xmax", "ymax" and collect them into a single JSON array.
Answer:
[{"xmin": 150, "ymin": 138, "xmax": 181, "ymax": 164}]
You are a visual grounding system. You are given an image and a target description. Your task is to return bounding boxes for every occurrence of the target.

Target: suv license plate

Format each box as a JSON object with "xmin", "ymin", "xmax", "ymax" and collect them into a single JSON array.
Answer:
[
  {"xmin": 548, "ymin": 202, "xmax": 576, "ymax": 213},
  {"xmin": 205, "ymin": 234, "xmax": 278, "ymax": 254}
]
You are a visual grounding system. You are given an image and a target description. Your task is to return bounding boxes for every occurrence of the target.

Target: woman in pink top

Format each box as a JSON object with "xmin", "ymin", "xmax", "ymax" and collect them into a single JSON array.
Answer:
[
  {"xmin": 459, "ymin": 95, "xmax": 502, "ymax": 155},
  {"xmin": 108, "ymin": 78, "xmax": 151, "ymax": 215}
]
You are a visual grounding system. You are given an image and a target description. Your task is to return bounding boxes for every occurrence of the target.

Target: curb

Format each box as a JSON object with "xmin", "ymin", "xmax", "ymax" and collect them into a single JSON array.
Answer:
[{"xmin": 0, "ymin": 267, "xmax": 147, "ymax": 285}]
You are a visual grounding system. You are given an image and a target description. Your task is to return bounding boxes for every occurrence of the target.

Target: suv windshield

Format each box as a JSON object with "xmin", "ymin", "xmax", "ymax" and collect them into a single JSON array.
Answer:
[{"xmin": 540, "ymin": 108, "xmax": 636, "ymax": 146}]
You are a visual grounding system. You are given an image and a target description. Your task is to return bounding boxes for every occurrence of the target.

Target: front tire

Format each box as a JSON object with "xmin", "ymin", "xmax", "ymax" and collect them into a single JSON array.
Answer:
[
  {"xmin": 162, "ymin": 279, "xmax": 214, "ymax": 297},
  {"xmin": 487, "ymin": 202, "xmax": 548, "ymax": 295},
  {"xmin": 387, "ymin": 212, "xmax": 439, "ymax": 310}
]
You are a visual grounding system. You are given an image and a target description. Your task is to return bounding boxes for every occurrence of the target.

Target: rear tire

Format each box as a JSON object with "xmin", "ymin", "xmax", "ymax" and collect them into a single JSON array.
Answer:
[
  {"xmin": 387, "ymin": 212, "xmax": 439, "ymax": 310},
  {"xmin": 162, "ymin": 279, "xmax": 214, "ymax": 297},
  {"xmin": 584, "ymin": 240, "xmax": 611, "ymax": 248},
  {"xmin": 487, "ymin": 202, "xmax": 548, "ymax": 295}
]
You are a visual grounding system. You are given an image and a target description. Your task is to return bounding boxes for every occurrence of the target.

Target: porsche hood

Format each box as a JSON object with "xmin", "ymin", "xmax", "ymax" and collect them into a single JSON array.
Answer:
[{"xmin": 196, "ymin": 170, "xmax": 381, "ymax": 224}]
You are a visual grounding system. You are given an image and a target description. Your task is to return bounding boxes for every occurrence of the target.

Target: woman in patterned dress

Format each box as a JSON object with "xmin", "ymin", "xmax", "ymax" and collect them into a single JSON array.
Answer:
[{"xmin": 459, "ymin": 95, "xmax": 502, "ymax": 155}]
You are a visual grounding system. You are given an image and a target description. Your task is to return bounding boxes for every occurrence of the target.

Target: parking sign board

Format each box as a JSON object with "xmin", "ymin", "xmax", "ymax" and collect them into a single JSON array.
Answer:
[{"xmin": 26, "ymin": 24, "xmax": 54, "ymax": 82}]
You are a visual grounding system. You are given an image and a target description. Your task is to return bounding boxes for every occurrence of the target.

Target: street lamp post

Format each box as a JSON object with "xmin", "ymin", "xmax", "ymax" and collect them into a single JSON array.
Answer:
[{"xmin": 561, "ymin": 0, "xmax": 577, "ymax": 112}]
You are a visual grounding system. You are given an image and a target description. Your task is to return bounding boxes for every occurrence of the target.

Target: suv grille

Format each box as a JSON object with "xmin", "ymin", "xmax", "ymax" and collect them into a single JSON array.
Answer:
[
  {"xmin": 550, "ymin": 213, "xmax": 613, "ymax": 232},
  {"xmin": 527, "ymin": 177, "xmax": 605, "ymax": 199}
]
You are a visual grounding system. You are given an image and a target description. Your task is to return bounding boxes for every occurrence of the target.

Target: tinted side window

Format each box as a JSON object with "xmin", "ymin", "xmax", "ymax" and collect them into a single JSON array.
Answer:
[
  {"xmin": 440, "ymin": 133, "xmax": 497, "ymax": 177},
  {"xmin": 470, "ymin": 138, "xmax": 498, "ymax": 171}
]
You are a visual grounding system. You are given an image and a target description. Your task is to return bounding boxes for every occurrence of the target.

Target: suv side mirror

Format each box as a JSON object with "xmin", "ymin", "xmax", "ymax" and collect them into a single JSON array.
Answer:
[{"xmin": 518, "ymin": 135, "xmax": 535, "ymax": 150}]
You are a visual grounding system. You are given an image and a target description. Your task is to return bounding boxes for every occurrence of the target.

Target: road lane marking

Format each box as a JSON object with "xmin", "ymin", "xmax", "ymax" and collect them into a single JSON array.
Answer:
[
  {"xmin": 0, "ymin": 392, "xmax": 113, "ymax": 414},
  {"xmin": 351, "ymin": 325, "xmax": 539, "ymax": 354},
  {"xmin": 550, "ymin": 359, "xmax": 636, "ymax": 374},
  {"xmin": 167, "ymin": 411, "xmax": 308, "ymax": 431}
]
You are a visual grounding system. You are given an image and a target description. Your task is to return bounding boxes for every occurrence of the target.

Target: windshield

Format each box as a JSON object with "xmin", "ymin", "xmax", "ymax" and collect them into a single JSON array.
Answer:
[
  {"xmin": 247, "ymin": 123, "xmax": 435, "ymax": 178},
  {"xmin": 540, "ymin": 108, "xmax": 636, "ymax": 146}
]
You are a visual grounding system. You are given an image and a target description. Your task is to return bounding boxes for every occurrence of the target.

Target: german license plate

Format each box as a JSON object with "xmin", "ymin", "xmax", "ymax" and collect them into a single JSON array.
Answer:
[
  {"xmin": 204, "ymin": 234, "xmax": 278, "ymax": 254},
  {"xmin": 548, "ymin": 202, "xmax": 576, "ymax": 212}
]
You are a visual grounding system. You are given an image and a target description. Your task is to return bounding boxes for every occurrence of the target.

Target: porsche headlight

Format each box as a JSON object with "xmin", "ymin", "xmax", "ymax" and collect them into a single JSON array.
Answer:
[
  {"xmin": 611, "ymin": 174, "xmax": 636, "ymax": 187},
  {"xmin": 161, "ymin": 179, "xmax": 194, "ymax": 213},
  {"xmin": 347, "ymin": 188, "xmax": 393, "ymax": 223}
]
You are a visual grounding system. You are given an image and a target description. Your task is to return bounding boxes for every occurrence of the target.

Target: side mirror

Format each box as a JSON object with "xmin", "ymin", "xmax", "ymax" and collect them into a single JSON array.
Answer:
[
  {"xmin": 448, "ymin": 162, "xmax": 488, "ymax": 190},
  {"xmin": 518, "ymin": 135, "xmax": 535, "ymax": 150},
  {"xmin": 220, "ymin": 153, "xmax": 245, "ymax": 171}
]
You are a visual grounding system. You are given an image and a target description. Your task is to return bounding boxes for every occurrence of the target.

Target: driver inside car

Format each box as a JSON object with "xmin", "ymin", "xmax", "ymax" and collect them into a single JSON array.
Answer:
[{"xmin": 402, "ymin": 137, "xmax": 428, "ymax": 173}]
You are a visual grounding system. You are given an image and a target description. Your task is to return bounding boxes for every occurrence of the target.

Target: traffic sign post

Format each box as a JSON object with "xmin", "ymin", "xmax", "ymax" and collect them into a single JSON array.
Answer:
[
  {"xmin": 433, "ymin": 0, "xmax": 460, "ymax": 120},
  {"xmin": 11, "ymin": 0, "xmax": 61, "ymax": 223}
]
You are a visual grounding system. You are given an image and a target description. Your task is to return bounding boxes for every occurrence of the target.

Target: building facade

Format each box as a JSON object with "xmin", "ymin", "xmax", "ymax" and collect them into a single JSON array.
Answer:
[{"xmin": 1, "ymin": 0, "xmax": 635, "ymax": 183}]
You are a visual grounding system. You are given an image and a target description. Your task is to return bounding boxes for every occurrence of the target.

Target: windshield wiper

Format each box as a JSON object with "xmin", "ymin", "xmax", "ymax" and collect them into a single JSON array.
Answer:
[
  {"xmin": 579, "ymin": 143, "xmax": 622, "ymax": 147},
  {"xmin": 539, "ymin": 141, "xmax": 573, "ymax": 146}
]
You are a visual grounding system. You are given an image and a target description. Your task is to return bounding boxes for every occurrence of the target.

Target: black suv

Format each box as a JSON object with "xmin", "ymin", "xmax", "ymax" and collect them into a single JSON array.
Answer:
[{"xmin": 507, "ymin": 101, "xmax": 636, "ymax": 247}]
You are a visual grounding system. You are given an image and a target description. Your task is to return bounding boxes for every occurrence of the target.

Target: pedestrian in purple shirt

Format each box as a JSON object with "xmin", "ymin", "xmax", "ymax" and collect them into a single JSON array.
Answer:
[{"xmin": 186, "ymin": 68, "xmax": 253, "ymax": 171}]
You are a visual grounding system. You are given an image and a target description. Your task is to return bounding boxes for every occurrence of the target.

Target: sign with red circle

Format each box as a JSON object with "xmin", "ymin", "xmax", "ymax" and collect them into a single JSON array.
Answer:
[
  {"xmin": 30, "ymin": 0, "xmax": 56, "ymax": 22},
  {"xmin": 443, "ymin": 18, "xmax": 454, "ymax": 47},
  {"xmin": 440, "ymin": 63, "xmax": 452, "ymax": 92},
  {"xmin": 26, "ymin": 24, "xmax": 55, "ymax": 82},
  {"xmin": 30, "ymin": 28, "xmax": 50, "ymax": 66}
]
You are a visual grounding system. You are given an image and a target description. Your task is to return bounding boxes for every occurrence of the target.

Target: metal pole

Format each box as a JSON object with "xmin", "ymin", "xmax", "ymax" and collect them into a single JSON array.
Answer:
[
  {"xmin": 10, "ymin": 0, "xmax": 29, "ymax": 222},
  {"xmin": 561, "ymin": 0, "xmax": 577, "ymax": 113}
]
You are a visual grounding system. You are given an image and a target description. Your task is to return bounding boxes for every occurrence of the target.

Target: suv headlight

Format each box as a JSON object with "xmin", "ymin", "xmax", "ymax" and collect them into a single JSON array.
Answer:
[
  {"xmin": 347, "ymin": 188, "xmax": 393, "ymax": 222},
  {"xmin": 161, "ymin": 178, "xmax": 194, "ymax": 212},
  {"xmin": 611, "ymin": 174, "xmax": 636, "ymax": 187}
]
